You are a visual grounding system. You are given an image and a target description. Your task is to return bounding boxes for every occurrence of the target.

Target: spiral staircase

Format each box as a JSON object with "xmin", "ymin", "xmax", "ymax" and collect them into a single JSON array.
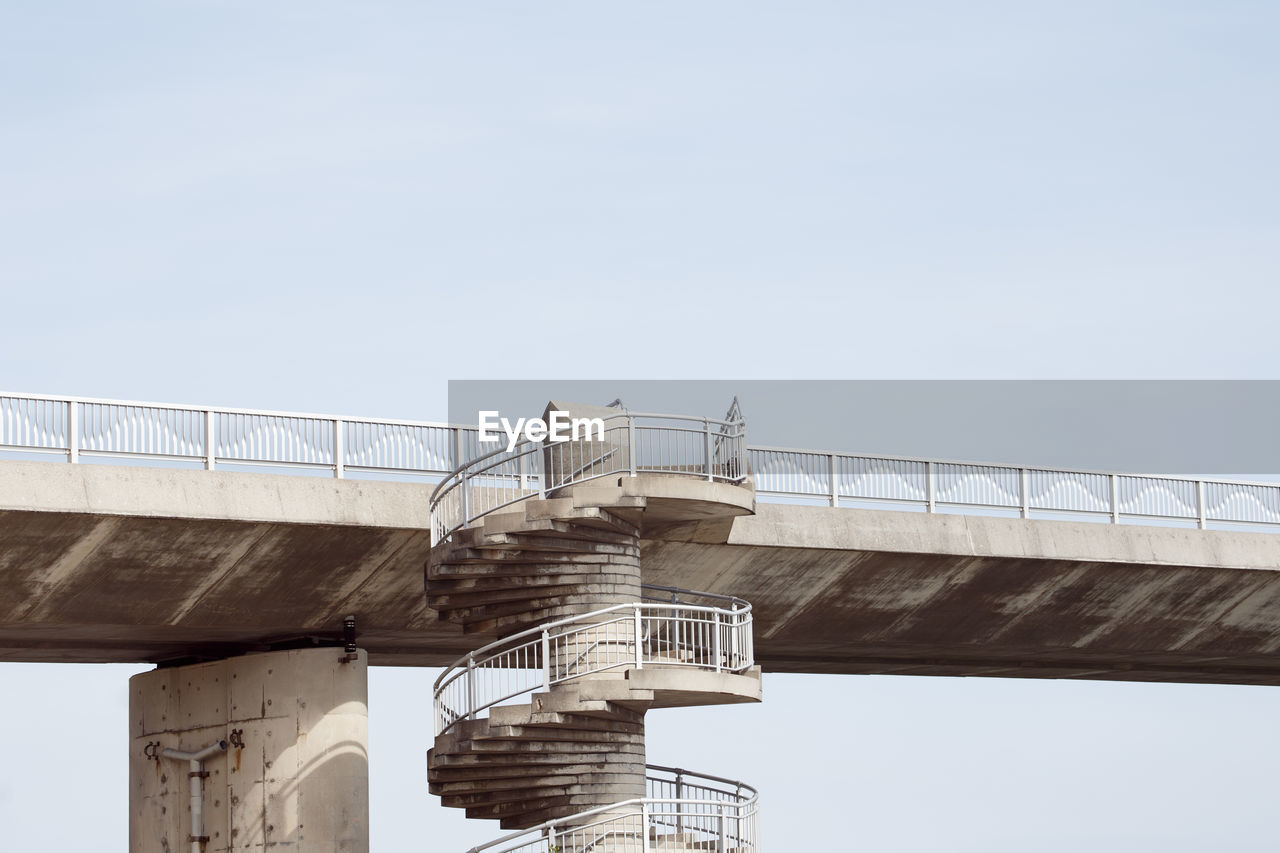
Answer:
[{"xmin": 426, "ymin": 403, "xmax": 762, "ymax": 852}]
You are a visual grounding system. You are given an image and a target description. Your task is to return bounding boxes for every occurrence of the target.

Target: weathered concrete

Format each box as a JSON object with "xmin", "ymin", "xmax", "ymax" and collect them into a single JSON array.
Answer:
[
  {"xmin": 130, "ymin": 647, "xmax": 369, "ymax": 853},
  {"xmin": 426, "ymin": 471, "xmax": 760, "ymax": 831},
  {"xmin": 428, "ymin": 667, "xmax": 762, "ymax": 829},
  {"xmin": 0, "ymin": 460, "xmax": 465, "ymax": 665},
  {"xmin": 8, "ymin": 461, "xmax": 1280, "ymax": 684},
  {"xmin": 642, "ymin": 505, "xmax": 1280, "ymax": 684}
]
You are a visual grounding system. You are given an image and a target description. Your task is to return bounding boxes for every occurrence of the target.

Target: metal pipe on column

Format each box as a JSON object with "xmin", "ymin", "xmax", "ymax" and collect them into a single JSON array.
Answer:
[{"xmin": 160, "ymin": 739, "xmax": 229, "ymax": 853}]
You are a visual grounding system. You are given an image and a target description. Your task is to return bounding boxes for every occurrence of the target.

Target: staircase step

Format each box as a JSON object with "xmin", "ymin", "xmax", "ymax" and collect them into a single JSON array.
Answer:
[
  {"xmin": 429, "ymin": 746, "xmax": 646, "ymax": 770},
  {"xmin": 438, "ymin": 593, "xmax": 637, "ymax": 625},
  {"xmin": 431, "ymin": 550, "xmax": 640, "ymax": 572},
  {"xmin": 429, "ymin": 580, "xmax": 639, "ymax": 610},
  {"xmin": 470, "ymin": 793, "xmax": 637, "ymax": 827},
  {"xmin": 431, "ymin": 759, "xmax": 641, "ymax": 779},
  {"xmin": 481, "ymin": 722, "xmax": 645, "ymax": 743},
  {"xmin": 446, "ymin": 731, "xmax": 644, "ymax": 754},
  {"xmin": 525, "ymin": 691, "xmax": 646, "ymax": 722},
  {"xmin": 478, "ymin": 516, "xmax": 640, "ymax": 546},
  {"xmin": 523, "ymin": 503, "xmax": 642, "ymax": 536},
  {"xmin": 442, "ymin": 781, "xmax": 644, "ymax": 810},
  {"xmin": 426, "ymin": 571, "xmax": 640, "ymax": 594},
  {"xmin": 488, "ymin": 702, "xmax": 644, "ymax": 729},
  {"xmin": 562, "ymin": 484, "xmax": 648, "ymax": 511},
  {"xmin": 430, "ymin": 770, "xmax": 642, "ymax": 794},
  {"xmin": 466, "ymin": 533, "xmax": 639, "ymax": 556}
]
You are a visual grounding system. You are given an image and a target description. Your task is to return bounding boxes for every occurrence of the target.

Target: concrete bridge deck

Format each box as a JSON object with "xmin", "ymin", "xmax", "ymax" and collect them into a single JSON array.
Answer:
[{"xmin": 4, "ymin": 460, "xmax": 1280, "ymax": 684}]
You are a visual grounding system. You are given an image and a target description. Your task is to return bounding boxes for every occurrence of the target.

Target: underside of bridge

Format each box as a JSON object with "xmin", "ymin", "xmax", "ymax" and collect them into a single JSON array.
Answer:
[{"xmin": 4, "ymin": 460, "xmax": 1280, "ymax": 686}]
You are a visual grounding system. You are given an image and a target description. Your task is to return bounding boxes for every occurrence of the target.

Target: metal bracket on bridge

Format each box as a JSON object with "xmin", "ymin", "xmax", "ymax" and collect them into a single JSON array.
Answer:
[{"xmin": 341, "ymin": 615, "xmax": 359, "ymax": 662}]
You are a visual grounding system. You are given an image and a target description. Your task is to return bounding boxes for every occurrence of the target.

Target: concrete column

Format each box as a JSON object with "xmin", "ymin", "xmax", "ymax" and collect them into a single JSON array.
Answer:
[{"xmin": 130, "ymin": 647, "xmax": 369, "ymax": 853}]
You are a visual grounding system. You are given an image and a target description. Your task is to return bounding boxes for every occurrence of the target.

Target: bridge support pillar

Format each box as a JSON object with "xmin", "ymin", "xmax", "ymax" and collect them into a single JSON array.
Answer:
[{"xmin": 129, "ymin": 647, "xmax": 369, "ymax": 853}]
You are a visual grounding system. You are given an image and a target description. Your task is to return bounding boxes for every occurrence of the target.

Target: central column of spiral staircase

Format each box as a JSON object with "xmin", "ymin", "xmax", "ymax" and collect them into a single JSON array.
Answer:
[{"xmin": 426, "ymin": 403, "xmax": 762, "ymax": 852}]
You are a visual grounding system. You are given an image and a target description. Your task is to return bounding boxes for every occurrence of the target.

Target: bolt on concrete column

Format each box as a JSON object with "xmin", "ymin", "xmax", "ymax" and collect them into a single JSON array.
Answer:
[{"xmin": 130, "ymin": 647, "xmax": 369, "ymax": 853}]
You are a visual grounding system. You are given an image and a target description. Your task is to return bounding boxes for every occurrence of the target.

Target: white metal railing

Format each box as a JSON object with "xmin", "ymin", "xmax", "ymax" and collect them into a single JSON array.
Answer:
[
  {"xmin": 428, "ymin": 408, "xmax": 748, "ymax": 543},
  {"xmin": 465, "ymin": 766, "xmax": 759, "ymax": 853},
  {"xmin": 0, "ymin": 392, "xmax": 470, "ymax": 477},
  {"xmin": 11, "ymin": 392, "xmax": 1280, "ymax": 534},
  {"xmin": 433, "ymin": 588, "xmax": 754, "ymax": 736},
  {"xmin": 749, "ymin": 445, "xmax": 1280, "ymax": 529}
]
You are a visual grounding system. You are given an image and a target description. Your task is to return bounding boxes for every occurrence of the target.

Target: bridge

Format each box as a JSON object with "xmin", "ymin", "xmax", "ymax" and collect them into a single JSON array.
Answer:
[{"xmin": 5, "ymin": 392, "xmax": 1280, "ymax": 851}]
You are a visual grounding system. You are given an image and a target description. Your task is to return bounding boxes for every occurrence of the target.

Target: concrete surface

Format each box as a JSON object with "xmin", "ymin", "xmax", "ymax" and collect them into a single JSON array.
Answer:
[
  {"xmin": 130, "ymin": 647, "xmax": 369, "ymax": 853},
  {"xmin": 642, "ymin": 505, "xmax": 1280, "ymax": 684},
  {"xmin": 7, "ymin": 460, "xmax": 1280, "ymax": 685},
  {"xmin": 0, "ymin": 460, "xmax": 464, "ymax": 665}
]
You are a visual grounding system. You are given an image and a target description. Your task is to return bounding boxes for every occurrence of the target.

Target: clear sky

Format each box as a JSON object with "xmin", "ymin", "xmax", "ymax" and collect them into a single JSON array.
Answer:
[{"xmin": 3, "ymin": 2, "xmax": 1280, "ymax": 850}]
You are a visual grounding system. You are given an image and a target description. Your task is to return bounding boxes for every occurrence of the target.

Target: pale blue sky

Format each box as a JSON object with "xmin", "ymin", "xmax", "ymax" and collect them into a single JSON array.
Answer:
[{"xmin": 3, "ymin": 2, "xmax": 1280, "ymax": 850}]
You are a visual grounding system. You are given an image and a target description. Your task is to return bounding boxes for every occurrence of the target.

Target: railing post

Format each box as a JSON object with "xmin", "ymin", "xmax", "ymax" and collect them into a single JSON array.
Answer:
[
  {"xmin": 537, "ymin": 433, "xmax": 547, "ymax": 499},
  {"xmin": 634, "ymin": 606, "xmax": 644, "ymax": 669},
  {"xmin": 1110, "ymin": 474, "xmax": 1120, "ymax": 524},
  {"xmin": 333, "ymin": 419, "xmax": 344, "ymax": 479},
  {"xmin": 547, "ymin": 825, "xmax": 556, "ymax": 852},
  {"xmin": 729, "ymin": 606, "xmax": 741, "ymax": 669},
  {"xmin": 829, "ymin": 454, "xmax": 839, "ymax": 507},
  {"xmin": 204, "ymin": 410, "xmax": 216, "ymax": 470},
  {"xmin": 1020, "ymin": 468, "xmax": 1029, "ymax": 519},
  {"xmin": 1196, "ymin": 480, "xmax": 1207, "ymax": 530},
  {"xmin": 461, "ymin": 470, "xmax": 472, "ymax": 527},
  {"xmin": 675, "ymin": 772, "xmax": 685, "ymax": 838},
  {"xmin": 541, "ymin": 629, "xmax": 552, "ymax": 687},
  {"xmin": 519, "ymin": 452, "xmax": 529, "ymax": 491},
  {"xmin": 718, "ymin": 804, "xmax": 727, "ymax": 853},
  {"xmin": 466, "ymin": 654, "xmax": 477, "ymax": 720},
  {"xmin": 735, "ymin": 433, "xmax": 745, "ymax": 482},
  {"xmin": 67, "ymin": 400, "xmax": 78, "ymax": 463},
  {"xmin": 642, "ymin": 801, "xmax": 652, "ymax": 853},
  {"xmin": 925, "ymin": 461, "xmax": 935, "ymax": 512},
  {"xmin": 704, "ymin": 418, "xmax": 714, "ymax": 481},
  {"xmin": 628, "ymin": 416, "xmax": 637, "ymax": 477},
  {"xmin": 452, "ymin": 427, "xmax": 466, "ymax": 472},
  {"xmin": 712, "ymin": 610, "xmax": 722, "ymax": 672}
]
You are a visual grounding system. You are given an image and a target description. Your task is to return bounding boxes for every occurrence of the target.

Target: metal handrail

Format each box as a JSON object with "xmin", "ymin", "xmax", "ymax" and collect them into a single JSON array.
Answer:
[
  {"xmin": 11, "ymin": 391, "xmax": 1280, "ymax": 532},
  {"xmin": 427, "ymin": 409, "xmax": 748, "ymax": 543},
  {"xmin": 639, "ymin": 583, "xmax": 750, "ymax": 611},
  {"xmin": 464, "ymin": 766, "xmax": 760, "ymax": 853},
  {"xmin": 645, "ymin": 764, "xmax": 756, "ymax": 800},
  {"xmin": 0, "ymin": 391, "xmax": 472, "ymax": 477},
  {"xmin": 747, "ymin": 445, "xmax": 1280, "ymax": 529},
  {"xmin": 433, "ymin": 588, "xmax": 754, "ymax": 736}
]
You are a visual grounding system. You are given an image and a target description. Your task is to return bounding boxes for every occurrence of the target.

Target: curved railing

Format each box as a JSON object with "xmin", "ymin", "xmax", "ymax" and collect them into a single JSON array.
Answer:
[
  {"xmin": 466, "ymin": 765, "xmax": 759, "ymax": 853},
  {"xmin": 433, "ymin": 588, "xmax": 754, "ymax": 736},
  {"xmin": 428, "ymin": 410, "xmax": 748, "ymax": 544}
]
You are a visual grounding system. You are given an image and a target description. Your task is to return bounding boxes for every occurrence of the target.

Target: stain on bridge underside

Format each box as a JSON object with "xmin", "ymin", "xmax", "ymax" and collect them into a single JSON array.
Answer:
[
  {"xmin": 639, "ymin": 506, "xmax": 1280, "ymax": 686},
  {"xmin": 0, "ymin": 507, "xmax": 473, "ymax": 666},
  {"xmin": 6, "ymin": 462, "xmax": 1280, "ymax": 684}
]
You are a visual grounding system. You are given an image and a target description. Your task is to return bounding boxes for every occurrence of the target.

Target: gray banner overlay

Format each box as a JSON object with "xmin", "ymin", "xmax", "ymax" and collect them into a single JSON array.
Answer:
[{"xmin": 449, "ymin": 380, "xmax": 1280, "ymax": 476}]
